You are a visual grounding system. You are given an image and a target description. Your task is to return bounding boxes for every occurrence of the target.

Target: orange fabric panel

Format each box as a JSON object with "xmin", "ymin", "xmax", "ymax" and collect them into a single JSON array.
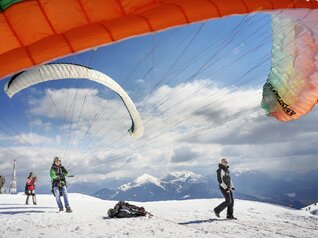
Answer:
[
  {"xmin": 101, "ymin": 15, "xmax": 151, "ymax": 40},
  {"xmin": 162, "ymin": 0, "xmax": 220, "ymax": 21},
  {"xmin": 271, "ymin": 0, "xmax": 297, "ymax": 8},
  {"xmin": 0, "ymin": 14, "xmax": 20, "ymax": 53},
  {"xmin": 28, "ymin": 35, "xmax": 71, "ymax": 64},
  {"xmin": 120, "ymin": 0, "xmax": 154, "ymax": 14},
  {"xmin": 128, "ymin": 1, "xmax": 163, "ymax": 15},
  {"xmin": 0, "ymin": 0, "xmax": 317, "ymax": 80},
  {"xmin": 65, "ymin": 24, "xmax": 113, "ymax": 51},
  {"xmin": 0, "ymin": 47, "xmax": 34, "ymax": 76},
  {"xmin": 140, "ymin": 4, "xmax": 187, "ymax": 31},
  {"xmin": 39, "ymin": 0, "xmax": 88, "ymax": 33},
  {"xmin": 80, "ymin": 0, "xmax": 122, "ymax": 23},
  {"xmin": 294, "ymin": 0, "xmax": 318, "ymax": 8},
  {"xmin": 212, "ymin": 0, "xmax": 248, "ymax": 16},
  {"xmin": 243, "ymin": 0, "xmax": 274, "ymax": 11},
  {"xmin": 4, "ymin": 1, "xmax": 53, "ymax": 46}
]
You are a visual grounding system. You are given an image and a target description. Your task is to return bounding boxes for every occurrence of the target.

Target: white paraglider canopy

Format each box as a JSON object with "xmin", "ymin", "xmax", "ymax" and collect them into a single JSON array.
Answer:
[{"xmin": 4, "ymin": 63, "xmax": 143, "ymax": 138}]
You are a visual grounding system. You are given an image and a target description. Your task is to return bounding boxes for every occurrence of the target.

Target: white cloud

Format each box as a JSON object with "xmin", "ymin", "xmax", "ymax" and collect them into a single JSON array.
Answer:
[
  {"xmin": 136, "ymin": 79, "xmax": 145, "ymax": 84},
  {"xmin": 1, "ymin": 79, "xmax": 318, "ymax": 182},
  {"xmin": 0, "ymin": 132, "xmax": 55, "ymax": 146},
  {"xmin": 29, "ymin": 118, "xmax": 52, "ymax": 132}
]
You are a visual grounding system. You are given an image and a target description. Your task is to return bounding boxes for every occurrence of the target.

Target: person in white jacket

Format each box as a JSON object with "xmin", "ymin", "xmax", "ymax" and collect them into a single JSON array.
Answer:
[{"xmin": 213, "ymin": 158, "xmax": 236, "ymax": 219}]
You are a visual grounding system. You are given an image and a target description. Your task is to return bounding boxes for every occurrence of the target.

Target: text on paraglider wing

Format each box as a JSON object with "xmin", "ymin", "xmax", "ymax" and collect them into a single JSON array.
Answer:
[{"xmin": 266, "ymin": 82, "xmax": 296, "ymax": 117}]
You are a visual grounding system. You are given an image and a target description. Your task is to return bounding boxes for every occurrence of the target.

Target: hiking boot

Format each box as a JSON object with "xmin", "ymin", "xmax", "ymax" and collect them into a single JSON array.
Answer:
[
  {"xmin": 66, "ymin": 206, "xmax": 73, "ymax": 213},
  {"xmin": 59, "ymin": 207, "xmax": 64, "ymax": 212},
  {"xmin": 214, "ymin": 209, "xmax": 220, "ymax": 218},
  {"xmin": 227, "ymin": 216, "xmax": 237, "ymax": 220},
  {"xmin": 33, "ymin": 203, "xmax": 37, "ymax": 205}
]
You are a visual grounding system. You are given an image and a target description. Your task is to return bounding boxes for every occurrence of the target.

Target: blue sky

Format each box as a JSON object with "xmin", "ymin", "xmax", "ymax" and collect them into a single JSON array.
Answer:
[{"xmin": 0, "ymin": 12, "xmax": 317, "ymax": 187}]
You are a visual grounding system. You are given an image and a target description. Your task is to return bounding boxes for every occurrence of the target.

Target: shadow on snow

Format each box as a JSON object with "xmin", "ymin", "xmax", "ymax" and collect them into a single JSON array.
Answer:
[
  {"xmin": 0, "ymin": 210, "xmax": 46, "ymax": 215},
  {"xmin": 0, "ymin": 206, "xmax": 55, "ymax": 210},
  {"xmin": 178, "ymin": 218, "xmax": 227, "ymax": 225}
]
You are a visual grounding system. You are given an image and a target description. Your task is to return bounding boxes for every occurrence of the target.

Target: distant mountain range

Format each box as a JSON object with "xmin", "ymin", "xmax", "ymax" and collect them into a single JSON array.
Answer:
[
  {"xmin": 92, "ymin": 170, "xmax": 318, "ymax": 209},
  {"xmin": 229, "ymin": 169, "xmax": 318, "ymax": 208},
  {"xmin": 15, "ymin": 169, "xmax": 317, "ymax": 209},
  {"xmin": 94, "ymin": 171, "xmax": 221, "ymax": 201}
]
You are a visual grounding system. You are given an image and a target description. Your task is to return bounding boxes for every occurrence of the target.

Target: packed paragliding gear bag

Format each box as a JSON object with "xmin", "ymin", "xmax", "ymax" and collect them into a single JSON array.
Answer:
[{"xmin": 107, "ymin": 201, "xmax": 150, "ymax": 218}]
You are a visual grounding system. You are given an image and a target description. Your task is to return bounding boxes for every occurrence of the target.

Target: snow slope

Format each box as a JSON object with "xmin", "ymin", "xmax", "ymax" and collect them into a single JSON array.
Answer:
[
  {"xmin": 303, "ymin": 202, "xmax": 318, "ymax": 215},
  {"xmin": 0, "ymin": 194, "xmax": 317, "ymax": 238}
]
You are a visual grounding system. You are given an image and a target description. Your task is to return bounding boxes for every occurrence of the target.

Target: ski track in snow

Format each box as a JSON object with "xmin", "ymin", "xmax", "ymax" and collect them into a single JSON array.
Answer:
[{"xmin": 0, "ymin": 194, "xmax": 317, "ymax": 238}]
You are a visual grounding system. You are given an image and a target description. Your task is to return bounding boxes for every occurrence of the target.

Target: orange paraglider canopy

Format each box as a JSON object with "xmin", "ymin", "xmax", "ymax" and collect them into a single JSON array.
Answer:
[{"xmin": 0, "ymin": 0, "xmax": 317, "ymax": 79}]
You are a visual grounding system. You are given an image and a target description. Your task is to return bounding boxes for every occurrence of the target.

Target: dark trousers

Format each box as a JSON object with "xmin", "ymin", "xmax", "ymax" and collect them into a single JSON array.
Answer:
[
  {"xmin": 25, "ymin": 190, "xmax": 36, "ymax": 205},
  {"xmin": 214, "ymin": 187, "xmax": 234, "ymax": 217}
]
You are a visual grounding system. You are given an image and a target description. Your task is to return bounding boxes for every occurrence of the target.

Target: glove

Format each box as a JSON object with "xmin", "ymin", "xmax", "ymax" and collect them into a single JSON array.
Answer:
[
  {"xmin": 225, "ymin": 187, "xmax": 230, "ymax": 192},
  {"xmin": 232, "ymin": 187, "xmax": 235, "ymax": 191}
]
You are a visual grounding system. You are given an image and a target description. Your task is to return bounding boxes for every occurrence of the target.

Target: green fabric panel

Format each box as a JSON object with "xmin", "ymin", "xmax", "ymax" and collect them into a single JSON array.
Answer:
[
  {"xmin": 50, "ymin": 168, "xmax": 58, "ymax": 180},
  {"xmin": 0, "ymin": 0, "xmax": 23, "ymax": 11}
]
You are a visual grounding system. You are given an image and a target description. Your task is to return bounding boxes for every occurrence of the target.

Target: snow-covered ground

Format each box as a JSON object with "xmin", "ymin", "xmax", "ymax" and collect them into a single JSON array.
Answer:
[
  {"xmin": 303, "ymin": 202, "xmax": 318, "ymax": 215},
  {"xmin": 0, "ymin": 194, "xmax": 317, "ymax": 238}
]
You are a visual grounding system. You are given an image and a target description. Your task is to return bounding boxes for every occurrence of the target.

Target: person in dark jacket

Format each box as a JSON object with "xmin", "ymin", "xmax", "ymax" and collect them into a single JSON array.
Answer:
[
  {"xmin": 214, "ymin": 158, "xmax": 236, "ymax": 219},
  {"xmin": 25, "ymin": 172, "xmax": 37, "ymax": 205},
  {"xmin": 50, "ymin": 157, "xmax": 72, "ymax": 213},
  {"xmin": 0, "ymin": 175, "xmax": 5, "ymax": 194}
]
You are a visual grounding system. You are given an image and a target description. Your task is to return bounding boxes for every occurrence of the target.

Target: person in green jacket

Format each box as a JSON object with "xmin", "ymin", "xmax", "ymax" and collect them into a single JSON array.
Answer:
[{"xmin": 50, "ymin": 157, "xmax": 72, "ymax": 213}]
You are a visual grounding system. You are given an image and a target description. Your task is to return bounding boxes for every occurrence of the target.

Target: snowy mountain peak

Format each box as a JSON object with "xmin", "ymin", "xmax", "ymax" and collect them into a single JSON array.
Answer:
[
  {"xmin": 119, "ymin": 174, "xmax": 163, "ymax": 191},
  {"xmin": 163, "ymin": 170, "xmax": 203, "ymax": 183},
  {"xmin": 135, "ymin": 174, "xmax": 161, "ymax": 186}
]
